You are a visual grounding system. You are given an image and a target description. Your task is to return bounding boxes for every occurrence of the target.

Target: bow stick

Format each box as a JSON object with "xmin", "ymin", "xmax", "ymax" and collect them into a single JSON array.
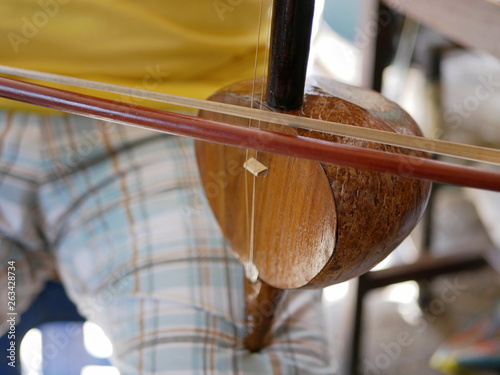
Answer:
[
  {"xmin": 0, "ymin": 75, "xmax": 499, "ymax": 192},
  {"xmin": 1, "ymin": 65, "xmax": 500, "ymax": 166}
]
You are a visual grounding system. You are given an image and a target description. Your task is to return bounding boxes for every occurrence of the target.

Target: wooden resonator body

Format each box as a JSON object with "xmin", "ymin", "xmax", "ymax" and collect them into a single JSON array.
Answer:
[{"xmin": 195, "ymin": 77, "xmax": 431, "ymax": 290}]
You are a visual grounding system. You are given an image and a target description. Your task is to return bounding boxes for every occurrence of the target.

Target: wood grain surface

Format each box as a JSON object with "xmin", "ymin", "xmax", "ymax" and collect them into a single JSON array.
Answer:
[{"xmin": 195, "ymin": 77, "xmax": 432, "ymax": 289}]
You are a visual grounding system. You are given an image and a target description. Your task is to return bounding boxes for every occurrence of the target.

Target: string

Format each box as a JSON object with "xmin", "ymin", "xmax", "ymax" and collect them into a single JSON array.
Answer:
[
  {"xmin": 246, "ymin": 0, "xmax": 265, "ymax": 282},
  {"xmin": 245, "ymin": 0, "xmax": 271, "ymax": 283},
  {"xmin": 1, "ymin": 64, "xmax": 499, "ymax": 166}
]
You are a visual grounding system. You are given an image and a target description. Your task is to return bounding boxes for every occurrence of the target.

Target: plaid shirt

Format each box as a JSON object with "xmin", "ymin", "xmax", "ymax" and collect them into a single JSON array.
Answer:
[{"xmin": 0, "ymin": 111, "xmax": 334, "ymax": 374}]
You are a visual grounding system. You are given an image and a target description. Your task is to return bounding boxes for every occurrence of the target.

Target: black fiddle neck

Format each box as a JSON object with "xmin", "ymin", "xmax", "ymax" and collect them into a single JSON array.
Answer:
[{"xmin": 266, "ymin": 0, "xmax": 315, "ymax": 110}]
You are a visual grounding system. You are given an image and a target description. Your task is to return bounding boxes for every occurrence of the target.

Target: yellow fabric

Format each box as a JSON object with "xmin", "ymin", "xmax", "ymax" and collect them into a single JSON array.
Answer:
[{"xmin": 0, "ymin": 0, "xmax": 271, "ymax": 112}]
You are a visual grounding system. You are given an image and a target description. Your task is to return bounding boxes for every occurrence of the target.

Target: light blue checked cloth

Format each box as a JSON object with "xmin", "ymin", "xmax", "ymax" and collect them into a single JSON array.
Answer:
[{"xmin": 0, "ymin": 111, "xmax": 334, "ymax": 374}]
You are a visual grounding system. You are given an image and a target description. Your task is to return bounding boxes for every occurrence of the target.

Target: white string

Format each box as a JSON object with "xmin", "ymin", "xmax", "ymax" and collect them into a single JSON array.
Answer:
[{"xmin": 244, "ymin": 0, "xmax": 271, "ymax": 283}]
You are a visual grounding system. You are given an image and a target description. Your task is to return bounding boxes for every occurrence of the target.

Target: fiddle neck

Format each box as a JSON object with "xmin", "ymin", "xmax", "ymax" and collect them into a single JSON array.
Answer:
[{"xmin": 266, "ymin": 0, "xmax": 315, "ymax": 110}]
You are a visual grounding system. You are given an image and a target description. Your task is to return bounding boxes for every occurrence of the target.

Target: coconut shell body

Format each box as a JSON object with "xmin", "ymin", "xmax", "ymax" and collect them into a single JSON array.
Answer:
[{"xmin": 195, "ymin": 77, "xmax": 431, "ymax": 289}]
